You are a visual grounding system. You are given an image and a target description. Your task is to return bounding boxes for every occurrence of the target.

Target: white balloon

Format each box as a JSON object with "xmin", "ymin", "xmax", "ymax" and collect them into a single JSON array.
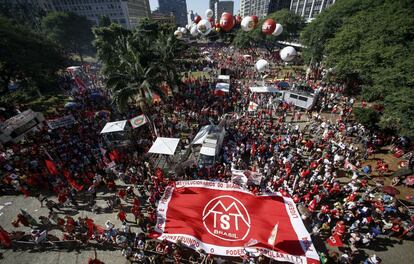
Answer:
[
  {"xmin": 205, "ymin": 9, "xmax": 214, "ymax": 19},
  {"xmin": 185, "ymin": 24, "xmax": 190, "ymax": 30},
  {"xmin": 255, "ymin": 59, "xmax": 269, "ymax": 72},
  {"xmin": 272, "ymin": 23, "xmax": 283, "ymax": 36},
  {"xmin": 174, "ymin": 30, "xmax": 183, "ymax": 39},
  {"xmin": 179, "ymin": 27, "xmax": 187, "ymax": 34},
  {"xmin": 280, "ymin": 46, "xmax": 297, "ymax": 62},
  {"xmin": 197, "ymin": 19, "xmax": 212, "ymax": 36},
  {"xmin": 241, "ymin": 16, "xmax": 254, "ymax": 32},
  {"xmin": 190, "ymin": 24, "xmax": 199, "ymax": 36}
]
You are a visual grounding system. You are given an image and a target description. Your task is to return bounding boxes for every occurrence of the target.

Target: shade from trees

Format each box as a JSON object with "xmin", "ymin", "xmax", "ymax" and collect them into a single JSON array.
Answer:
[
  {"xmin": 301, "ymin": 0, "xmax": 414, "ymax": 137},
  {"xmin": 42, "ymin": 12, "xmax": 94, "ymax": 62},
  {"xmin": 0, "ymin": 16, "xmax": 66, "ymax": 96}
]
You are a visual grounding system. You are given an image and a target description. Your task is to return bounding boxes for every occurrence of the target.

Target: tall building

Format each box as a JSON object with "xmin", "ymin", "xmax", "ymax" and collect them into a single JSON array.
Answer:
[
  {"xmin": 209, "ymin": 0, "xmax": 218, "ymax": 18},
  {"xmin": 214, "ymin": 0, "xmax": 234, "ymax": 22},
  {"xmin": 151, "ymin": 9, "xmax": 175, "ymax": 25},
  {"xmin": 158, "ymin": 0, "xmax": 187, "ymax": 26},
  {"xmin": 38, "ymin": 0, "xmax": 151, "ymax": 29},
  {"xmin": 240, "ymin": 0, "xmax": 290, "ymax": 18},
  {"xmin": 290, "ymin": 0, "xmax": 336, "ymax": 20}
]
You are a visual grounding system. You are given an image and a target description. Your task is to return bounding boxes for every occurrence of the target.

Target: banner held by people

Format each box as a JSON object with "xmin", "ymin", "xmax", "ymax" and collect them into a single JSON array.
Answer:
[{"xmin": 155, "ymin": 180, "xmax": 320, "ymax": 264}]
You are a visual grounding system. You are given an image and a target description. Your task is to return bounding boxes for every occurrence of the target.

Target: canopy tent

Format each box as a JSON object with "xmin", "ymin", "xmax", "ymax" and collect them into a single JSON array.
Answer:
[
  {"xmin": 191, "ymin": 125, "xmax": 212, "ymax": 145},
  {"xmin": 218, "ymin": 75, "xmax": 230, "ymax": 81},
  {"xmin": 249, "ymin": 86, "xmax": 279, "ymax": 93},
  {"xmin": 148, "ymin": 137, "xmax": 180, "ymax": 155},
  {"xmin": 100, "ymin": 120, "xmax": 127, "ymax": 134}
]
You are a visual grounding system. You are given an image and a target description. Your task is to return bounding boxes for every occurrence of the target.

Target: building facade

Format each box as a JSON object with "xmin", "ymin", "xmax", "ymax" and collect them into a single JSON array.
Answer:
[
  {"xmin": 158, "ymin": 0, "xmax": 187, "ymax": 26},
  {"xmin": 38, "ymin": 0, "xmax": 151, "ymax": 29},
  {"xmin": 214, "ymin": 0, "xmax": 234, "ymax": 22},
  {"xmin": 209, "ymin": 0, "xmax": 218, "ymax": 18},
  {"xmin": 290, "ymin": 0, "xmax": 336, "ymax": 20},
  {"xmin": 240, "ymin": 0, "xmax": 290, "ymax": 18},
  {"xmin": 151, "ymin": 9, "xmax": 175, "ymax": 25}
]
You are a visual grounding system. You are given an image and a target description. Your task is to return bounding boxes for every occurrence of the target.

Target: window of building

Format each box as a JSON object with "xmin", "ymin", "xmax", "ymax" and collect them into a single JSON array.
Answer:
[
  {"xmin": 290, "ymin": 94, "xmax": 298, "ymax": 99},
  {"xmin": 298, "ymin": 96, "xmax": 308, "ymax": 102}
]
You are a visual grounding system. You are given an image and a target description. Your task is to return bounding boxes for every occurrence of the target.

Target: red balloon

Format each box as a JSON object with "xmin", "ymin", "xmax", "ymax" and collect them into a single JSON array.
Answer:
[
  {"xmin": 208, "ymin": 17, "xmax": 214, "ymax": 27},
  {"xmin": 194, "ymin": 15, "xmax": 201, "ymax": 24},
  {"xmin": 215, "ymin": 22, "xmax": 220, "ymax": 29},
  {"xmin": 235, "ymin": 15, "xmax": 242, "ymax": 24},
  {"xmin": 262, "ymin": 18, "xmax": 276, "ymax": 35},
  {"xmin": 220, "ymin": 13, "xmax": 234, "ymax": 32},
  {"xmin": 251, "ymin": 15, "xmax": 259, "ymax": 28}
]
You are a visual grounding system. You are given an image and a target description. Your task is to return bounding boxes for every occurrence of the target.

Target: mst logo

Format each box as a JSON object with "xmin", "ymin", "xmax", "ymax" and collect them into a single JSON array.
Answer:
[{"xmin": 202, "ymin": 195, "xmax": 251, "ymax": 241}]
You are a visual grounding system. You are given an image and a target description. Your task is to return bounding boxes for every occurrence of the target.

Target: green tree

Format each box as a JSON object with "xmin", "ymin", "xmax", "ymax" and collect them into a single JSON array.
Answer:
[
  {"xmin": 93, "ymin": 20, "xmax": 185, "ymax": 112},
  {"xmin": 0, "ymin": 16, "xmax": 66, "ymax": 96},
  {"xmin": 42, "ymin": 12, "xmax": 94, "ymax": 62},
  {"xmin": 0, "ymin": 0, "xmax": 46, "ymax": 31}
]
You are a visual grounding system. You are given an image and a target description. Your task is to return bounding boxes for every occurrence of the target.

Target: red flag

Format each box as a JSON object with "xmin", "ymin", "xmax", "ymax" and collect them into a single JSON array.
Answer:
[
  {"xmin": 326, "ymin": 234, "xmax": 343, "ymax": 247},
  {"xmin": 63, "ymin": 170, "xmax": 84, "ymax": 191},
  {"xmin": 0, "ymin": 229, "xmax": 12, "ymax": 248},
  {"xmin": 45, "ymin": 160, "xmax": 58, "ymax": 175},
  {"xmin": 109, "ymin": 149, "xmax": 119, "ymax": 161}
]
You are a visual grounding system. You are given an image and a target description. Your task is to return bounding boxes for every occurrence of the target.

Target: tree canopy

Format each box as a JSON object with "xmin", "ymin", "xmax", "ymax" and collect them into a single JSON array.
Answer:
[
  {"xmin": 93, "ymin": 19, "xmax": 186, "ymax": 112},
  {"xmin": 301, "ymin": 0, "xmax": 414, "ymax": 137},
  {"xmin": 42, "ymin": 12, "xmax": 94, "ymax": 62},
  {"xmin": 0, "ymin": 16, "xmax": 66, "ymax": 96}
]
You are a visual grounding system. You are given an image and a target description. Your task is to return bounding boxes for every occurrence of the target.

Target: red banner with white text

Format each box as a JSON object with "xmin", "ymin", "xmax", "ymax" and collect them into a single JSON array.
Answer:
[{"xmin": 155, "ymin": 181, "xmax": 319, "ymax": 264}]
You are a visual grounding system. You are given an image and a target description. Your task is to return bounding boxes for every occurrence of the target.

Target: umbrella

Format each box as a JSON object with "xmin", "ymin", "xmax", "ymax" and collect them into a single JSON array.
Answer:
[
  {"xmin": 90, "ymin": 92, "xmax": 102, "ymax": 100},
  {"xmin": 383, "ymin": 186, "xmax": 400, "ymax": 196},
  {"xmin": 64, "ymin": 102, "xmax": 78, "ymax": 109},
  {"xmin": 278, "ymin": 81, "xmax": 289, "ymax": 88}
]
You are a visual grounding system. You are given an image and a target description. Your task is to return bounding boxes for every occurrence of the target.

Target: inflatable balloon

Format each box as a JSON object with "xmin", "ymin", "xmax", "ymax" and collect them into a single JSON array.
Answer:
[
  {"xmin": 241, "ymin": 16, "xmax": 254, "ymax": 32},
  {"xmin": 179, "ymin": 27, "xmax": 187, "ymax": 34},
  {"xmin": 205, "ymin": 9, "xmax": 213, "ymax": 19},
  {"xmin": 215, "ymin": 22, "xmax": 221, "ymax": 29},
  {"xmin": 262, "ymin": 19, "xmax": 276, "ymax": 35},
  {"xmin": 272, "ymin": 23, "xmax": 283, "ymax": 36},
  {"xmin": 280, "ymin": 46, "xmax": 297, "ymax": 62},
  {"xmin": 255, "ymin": 59, "xmax": 269, "ymax": 72},
  {"xmin": 197, "ymin": 19, "xmax": 212, "ymax": 36},
  {"xmin": 174, "ymin": 30, "xmax": 182, "ymax": 39},
  {"xmin": 208, "ymin": 17, "xmax": 214, "ymax": 26},
  {"xmin": 185, "ymin": 24, "xmax": 190, "ymax": 30},
  {"xmin": 235, "ymin": 15, "xmax": 242, "ymax": 24},
  {"xmin": 251, "ymin": 15, "xmax": 259, "ymax": 28},
  {"xmin": 220, "ymin": 12, "xmax": 234, "ymax": 32},
  {"xmin": 190, "ymin": 24, "xmax": 199, "ymax": 36},
  {"xmin": 194, "ymin": 15, "xmax": 201, "ymax": 24}
]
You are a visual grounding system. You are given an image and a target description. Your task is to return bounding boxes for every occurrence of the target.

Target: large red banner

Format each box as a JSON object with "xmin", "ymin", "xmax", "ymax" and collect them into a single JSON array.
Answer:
[{"xmin": 155, "ymin": 181, "xmax": 320, "ymax": 264}]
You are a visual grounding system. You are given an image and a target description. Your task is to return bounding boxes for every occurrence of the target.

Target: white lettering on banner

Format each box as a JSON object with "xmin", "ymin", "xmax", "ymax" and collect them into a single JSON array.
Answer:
[
  {"xmin": 202, "ymin": 195, "xmax": 251, "ymax": 241},
  {"xmin": 287, "ymin": 201, "xmax": 299, "ymax": 218}
]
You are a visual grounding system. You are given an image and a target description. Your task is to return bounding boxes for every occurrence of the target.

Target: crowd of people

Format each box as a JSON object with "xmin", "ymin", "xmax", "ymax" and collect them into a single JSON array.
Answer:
[{"xmin": 0, "ymin": 44, "xmax": 413, "ymax": 264}]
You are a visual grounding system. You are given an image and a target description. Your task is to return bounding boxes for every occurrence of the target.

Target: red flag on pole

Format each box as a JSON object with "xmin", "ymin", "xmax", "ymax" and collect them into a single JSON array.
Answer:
[
  {"xmin": 45, "ymin": 160, "xmax": 59, "ymax": 175},
  {"xmin": 109, "ymin": 149, "xmax": 120, "ymax": 161},
  {"xmin": 63, "ymin": 170, "xmax": 84, "ymax": 191},
  {"xmin": 326, "ymin": 234, "xmax": 343, "ymax": 247}
]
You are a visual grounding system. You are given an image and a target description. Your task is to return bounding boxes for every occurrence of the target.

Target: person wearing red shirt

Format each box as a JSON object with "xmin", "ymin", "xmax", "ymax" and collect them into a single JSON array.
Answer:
[{"xmin": 118, "ymin": 208, "xmax": 127, "ymax": 223}]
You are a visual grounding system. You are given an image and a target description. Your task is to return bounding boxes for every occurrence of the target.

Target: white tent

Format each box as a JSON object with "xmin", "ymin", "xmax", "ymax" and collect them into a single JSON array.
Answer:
[
  {"xmin": 148, "ymin": 137, "xmax": 180, "ymax": 155},
  {"xmin": 249, "ymin": 86, "xmax": 279, "ymax": 93},
  {"xmin": 100, "ymin": 120, "xmax": 127, "ymax": 134},
  {"xmin": 191, "ymin": 125, "xmax": 212, "ymax": 145},
  {"xmin": 215, "ymin": 83, "xmax": 230, "ymax": 92}
]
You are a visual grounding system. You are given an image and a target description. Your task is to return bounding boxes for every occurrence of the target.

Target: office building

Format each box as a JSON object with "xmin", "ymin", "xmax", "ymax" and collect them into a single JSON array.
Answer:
[
  {"xmin": 38, "ymin": 0, "xmax": 151, "ymax": 29},
  {"xmin": 158, "ymin": 0, "xmax": 187, "ymax": 26},
  {"xmin": 209, "ymin": 0, "xmax": 218, "ymax": 18},
  {"xmin": 290, "ymin": 0, "xmax": 336, "ymax": 20},
  {"xmin": 214, "ymin": 0, "xmax": 234, "ymax": 22},
  {"xmin": 151, "ymin": 9, "xmax": 175, "ymax": 25},
  {"xmin": 240, "ymin": 0, "xmax": 290, "ymax": 18}
]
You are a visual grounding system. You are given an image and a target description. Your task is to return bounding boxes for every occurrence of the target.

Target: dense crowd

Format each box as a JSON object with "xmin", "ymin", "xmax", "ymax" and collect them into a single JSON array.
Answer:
[{"xmin": 0, "ymin": 45, "xmax": 413, "ymax": 264}]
